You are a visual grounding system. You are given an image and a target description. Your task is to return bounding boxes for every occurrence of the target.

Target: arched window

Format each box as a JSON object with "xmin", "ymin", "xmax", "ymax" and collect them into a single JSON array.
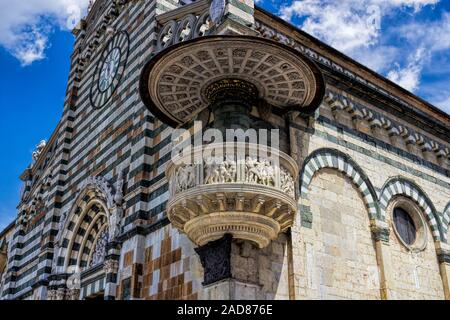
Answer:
[
  {"xmin": 64, "ymin": 202, "xmax": 110, "ymax": 271},
  {"xmin": 393, "ymin": 207, "xmax": 417, "ymax": 246}
]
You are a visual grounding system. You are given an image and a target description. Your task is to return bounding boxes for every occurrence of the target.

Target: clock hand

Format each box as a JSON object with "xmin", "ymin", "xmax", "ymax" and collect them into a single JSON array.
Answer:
[{"xmin": 109, "ymin": 61, "xmax": 115, "ymax": 75}]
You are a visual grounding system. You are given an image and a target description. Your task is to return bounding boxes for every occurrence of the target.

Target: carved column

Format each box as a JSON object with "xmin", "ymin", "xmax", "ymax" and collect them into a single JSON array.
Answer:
[
  {"xmin": 207, "ymin": 79, "xmax": 257, "ymax": 132},
  {"xmin": 437, "ymin": 242, "xmax": 450, "ymax": 300},
  {"xmin": 46, "ymin": 274, "xmax": 57, "ymax": 300},
  {"xmin": 104, "ymin": 241, "xmax": 121, "ymax": 300},
  {"xmin": 32, "ymin": 281, "xmax": 48, "ymax": 300},
  {"xmin": 371, "ymin": 220, "xmax": 395, "ymax": 300}
]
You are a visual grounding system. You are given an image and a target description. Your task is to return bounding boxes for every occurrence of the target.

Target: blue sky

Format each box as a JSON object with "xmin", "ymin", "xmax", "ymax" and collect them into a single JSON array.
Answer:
[
  {"xmin": 0, "ymin": 31, "xmax": 74, "ymax": 229},
  {"xmin": 0, "ymin": 0, "xmax": 449, "ymax": 230}
]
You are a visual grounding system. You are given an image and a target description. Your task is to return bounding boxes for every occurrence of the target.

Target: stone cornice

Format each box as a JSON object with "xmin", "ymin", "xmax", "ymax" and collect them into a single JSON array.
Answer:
[
  {"xmin": 0, "ymin": 221, "xmax": 16, "ymax": 240},
  {"xmin": 324, "ymin": 68, "xmax": 449, "ymax": 142},
  {"xmin": 323, "ymin": 89, "xmax": 449, "ymax": 163},
  {"xmin": 75, "ymin": 0, "xmax": 129, "ymax": 75},
  {"xmin": 156, "ymin": 0, "xmax": 209, "ymax": 24},
  {"xmin": 117, "ymin": 218, "xmax": 171, "ymax": 243},
  {"xmin": 24, "ymin": 121, "xmax": 62, "ymax": 179}
]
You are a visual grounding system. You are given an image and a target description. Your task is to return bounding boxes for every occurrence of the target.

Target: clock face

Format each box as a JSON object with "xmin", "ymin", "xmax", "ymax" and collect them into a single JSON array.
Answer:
[
  {"xmin": 99, "ymin": 48, "xmax": 121, "ymax": 92},
  {"xmin": 210, "ymin": 0, "xmax": 225, "ymax": 26},
  {"xmin": 90, "ymin": 31, "xmax": 129, "ymax": 109}
]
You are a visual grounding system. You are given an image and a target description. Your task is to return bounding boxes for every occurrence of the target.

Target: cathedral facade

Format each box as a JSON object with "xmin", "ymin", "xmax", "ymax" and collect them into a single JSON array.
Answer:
[{"xmin": 0, "ymin": 0, "xmax": 449, "ymax": 300}]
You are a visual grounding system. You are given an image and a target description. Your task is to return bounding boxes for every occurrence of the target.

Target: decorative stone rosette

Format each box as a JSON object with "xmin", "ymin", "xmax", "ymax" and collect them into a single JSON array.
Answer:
[{"xmin": 166, "ymin": 143, "xmax": 298, "ymax": 248}]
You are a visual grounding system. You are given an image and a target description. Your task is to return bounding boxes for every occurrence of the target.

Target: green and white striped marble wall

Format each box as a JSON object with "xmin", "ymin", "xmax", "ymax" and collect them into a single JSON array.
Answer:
[{"xmin": 224, "ymin": 0, "xmax": 255, "ymax": 28}]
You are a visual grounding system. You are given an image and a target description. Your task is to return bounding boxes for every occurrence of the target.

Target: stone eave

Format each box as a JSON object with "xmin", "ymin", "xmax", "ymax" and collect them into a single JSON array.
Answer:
[
  {"xmin": 255, "ymin": 7, "xmax": 450, "ymax": 128},
  {"xmin": 325, "ymin": 66, "xmax": 450, "ymax": 143},
  {"xmin": 0, "ymin": 220, "xmax": 16, "ymax": 240},
  {"xmin": 24, "ymin": 121, "xmax": 62, "ymax": 179},
  {"xmin": 19, "ymin": 167, "xmax": 32, "ymax": 182},
  {"xmin": 85, "ymin": 0, "xmax": 106, "ymax": 25},
  {"xmin": 156, "ymin": 0, "xmax": 209, "ymax": 24}
]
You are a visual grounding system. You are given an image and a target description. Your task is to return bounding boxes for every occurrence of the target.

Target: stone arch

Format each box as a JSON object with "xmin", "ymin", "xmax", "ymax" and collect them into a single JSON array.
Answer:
[
  {"xmin": 379, "ymin": 177, "xmax": 443, "ymax": 241},
  {"xmin": 55, "ymin": 178, "xmax": 115, "ymax": 274},
  {"xmin": 0, "ymin": 258, "xmax": 5, "ymax": 275},
  {"xmin": 301, "ymin": 153, "xmax": 381, "ymax": 299},
  {"xmin": 63, "ymin": 196, "xmax": 110, "ymax": 273},
  {"xmin": 299, "ymin": 148, "xmax": 380, "ymax": 222},
  {"xmin": 0, "ymin": 239, "xmax": 6, "ymax": 268},
  {"xmin": 0, "ymin": 240, "xmax": 7, "ymax": 274},
  {"xmin": 68, "ymin": 201, "xmax": 109, "ymax": 270},
  {"xmin": 440, "ymin": 203, "xmax": 450, "ymax": 243},
  {"xmin": 0, "ymin": 239, "xmax": 8, "ymax": 296}
]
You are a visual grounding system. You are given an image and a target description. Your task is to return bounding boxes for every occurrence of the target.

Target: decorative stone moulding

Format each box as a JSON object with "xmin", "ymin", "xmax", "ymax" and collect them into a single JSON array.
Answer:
[
  {"xmin": 76, "ymin": 0, "xmax": 130, "ymax": 70},
  {"xmin": 140, "ymin": 35, "xmax": 325, "ymax": 127},
  {"xmin": 324, "ymin": 90, "xmax": 450, "ymax": 162},
  {"xmin": 156, "ymin": 12, "xmax": 213, "ymax": 52},
  {"xmin": 166, "ymin": 143, "xmax": 299, "ymax": 248}
]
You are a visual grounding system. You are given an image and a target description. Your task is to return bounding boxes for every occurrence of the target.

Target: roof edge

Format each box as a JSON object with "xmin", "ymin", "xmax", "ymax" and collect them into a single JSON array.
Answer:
[{"xmin": 0, "ymin": 220, "xmax": 16, "ymax": 240}]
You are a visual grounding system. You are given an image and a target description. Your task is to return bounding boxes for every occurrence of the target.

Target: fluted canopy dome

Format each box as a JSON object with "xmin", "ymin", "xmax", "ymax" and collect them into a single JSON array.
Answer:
[{"xmin": 140, "ymin": 35, "xmax": 325, "ymax": 127}]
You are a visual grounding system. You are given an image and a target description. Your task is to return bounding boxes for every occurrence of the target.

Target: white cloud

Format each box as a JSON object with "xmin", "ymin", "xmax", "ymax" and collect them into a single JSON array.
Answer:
[
  {"xmin": 386, "ymin": 0, "xmax": 439, "ymax": 11},
  {"xmin": 350, "ymin": 45, "xmax": 399, "ymax": 73},
  {"xmin": 419, "ymin": 79, "xmax": 450, "ymax": 115},
  {"xmin": 12, "ymin": 27, "xmax": 49, "ymax": 66},
  {"xmin": 434, "ymin": 96, "xmax": 450, "ymax": 114},
  {"xmin": 0, "ymin": 0, "xmax": 90, "ymax": 66},
  {"xmin": 281, "ymin": 1, "xmax": 378, "ymax": 53},
  {"xmin": 279, "ymin": 0, "xmax": 450, "ymax": 110},
  {"xmin": 396, "ymin": 12, "xmax": 450, "ymax": 52},
  {"xmin": 387, "ymin": 47, "xmax": 427, "ymax": 92},
  {"xmin": 385, "ymin": 12, "xmax": 450, "ymax": 96},
  {"xmin": 280, "ymin": 0, "xmax": 438, "ymax": 54}
]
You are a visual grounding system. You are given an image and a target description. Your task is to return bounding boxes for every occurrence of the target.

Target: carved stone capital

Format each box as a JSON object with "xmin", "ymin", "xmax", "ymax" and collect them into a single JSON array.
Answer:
[
  {"xmin": 438, "ymin": 252, "xmax": 450, "ymax": 264},
  {"xmin": 56, "ymin": 287, "xmax": 67, "ymax": 300},
  {"xmin": 371, "ymin": 220, "xmax": 390, "ymax": 243},
  {"xmin": 436, "ymin": 242, "xmax": 450, "ymax": 264},
  {"xmin": 103, "ymin": 259, "xmax": 119, "ymax": 274},
  {"xmin": 47, "ymin": 289, "xmax": 58, "ymax": 301},
  {"xmin": 67, "ymin": 289, "xmax": 80, "ymax": 300}
]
